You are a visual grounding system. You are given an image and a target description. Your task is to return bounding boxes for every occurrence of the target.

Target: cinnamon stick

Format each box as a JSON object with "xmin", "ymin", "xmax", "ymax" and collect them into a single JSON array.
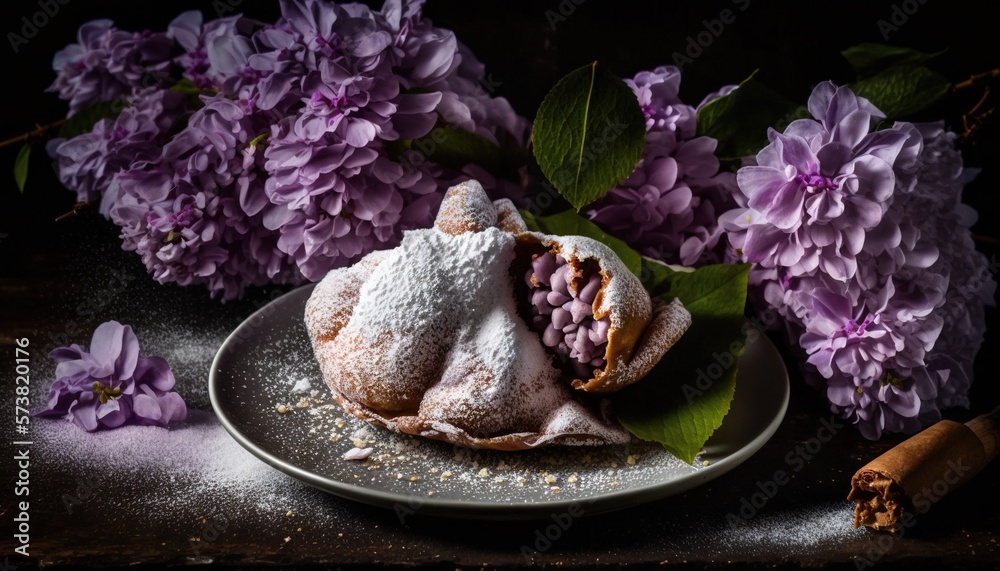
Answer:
[{"xmin": 847, "ymin": 406, "xmax": 1000, "ymax": 531}]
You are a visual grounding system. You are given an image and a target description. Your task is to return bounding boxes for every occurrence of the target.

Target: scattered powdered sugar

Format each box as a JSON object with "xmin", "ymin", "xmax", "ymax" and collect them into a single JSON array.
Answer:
[
  {"xmin": 290, "ymin": 378, "xmax": 312, "ymax": 394},
  {"xmin": 703, "ymin": 502, "xmax": 868, "ymax": 556},
  {"xmin": 45, "ymin": 214, "xmax": 295, "ymax": 412},
  {"xmin": 282, "ymin": 399, "xmax": 699, "ymax": 502},
  {"xmin": 139, "ymin": 326, "xmax": 230, "ymax": 407},
  {"xmin": 223, "ymin": 282, "xmax": 702, "ymax": 504},
  {"xmin": 32, "ymin": 410, "xmax": 314, "ymax": 521}
]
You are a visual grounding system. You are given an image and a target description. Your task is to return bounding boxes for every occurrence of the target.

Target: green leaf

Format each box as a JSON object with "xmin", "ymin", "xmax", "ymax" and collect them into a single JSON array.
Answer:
[
  {"xmin": 57, "ymin": 101, "xmax": 123, "ymax": 140},
  {"xmin": 170, "ymin": 77, "xmax": 217, "ymax": 96},
  {"xmin": 613, "ymin": 263, "xmax": 751, "ymax": 464},
  {"xmin": 408, "ymin": 123, "xmax": 504, "ymax": 175},
  {"xmin": 850, "ymin": 65, "xmax": 951, "ymax": 120},
  {"xmin": 696, "ymin": 70, "xmax": 806, "ymax": 161},
  {"xmin": 14, "ymin": 143, "xmax": 30, "ymax": 193},
  {"xmin": 169, "ymin": 78, "xmax": 217, "ymax": 112},
  {"xmin": 639, "ymin": 256, "xmax": 691, "ymax": 297},
  {"xmin": 842, "ymin": 43, "xmax": 945, "ymax": 79},
  {"xmin": 532, "ymin": 62, "xmax": 646, "ymax": 211},
  {"xmin": 519, "ymin": 208, "xmax": 542, "ymax": 232},
  {"xmin": 518, "ymin": 209, "xmax": 642, "ymax": 279}
]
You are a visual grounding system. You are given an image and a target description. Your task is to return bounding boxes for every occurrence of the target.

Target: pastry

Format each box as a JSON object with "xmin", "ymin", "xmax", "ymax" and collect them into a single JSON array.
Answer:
[{"xmin": 305, "ymin": 180, "xmax": 691, "ymax": 450}]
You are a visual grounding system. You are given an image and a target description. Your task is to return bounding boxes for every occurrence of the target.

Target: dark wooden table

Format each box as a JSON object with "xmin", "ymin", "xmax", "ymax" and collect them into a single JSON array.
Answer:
[
  {"xmin": 2, "ymin": 1, "xmax": 999, "ymax": 569},
  {"xmin": 2, "ymin": 213, "xmax": 999, "ymax": 570}
]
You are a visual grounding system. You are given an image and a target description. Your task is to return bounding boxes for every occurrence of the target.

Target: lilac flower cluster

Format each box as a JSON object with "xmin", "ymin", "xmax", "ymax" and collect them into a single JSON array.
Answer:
[
  {"xmin": 587, "ymin": 66, "xmax": 738, "ymax": 266},
  {"xmin": 721, "ymin": 82, "xmax": 995, "ymax": 439},
  {"xmin": 48, "ymin": 0, "xmax": 528, "ymax": 298},
  {"xmin": 49, "ymin": 20, "xmax": 175, "ymax": 116},
  {"xmin": 35, "ymin": 321, "xmax": 187, "ymax": 431}
]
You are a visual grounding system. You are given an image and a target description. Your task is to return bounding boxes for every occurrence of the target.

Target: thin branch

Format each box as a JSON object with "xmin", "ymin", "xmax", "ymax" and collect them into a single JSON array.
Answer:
[
  {"xmin": 55, "ymin": 199, "xmax": 99, "ymax": 222},
  {"xmin": 0, "ymin": 120, "xmax": 66, "ymax": 149},
  {"xmin": 961, "ymin": 87, "xmax": 995, "ymax": 144},
  {"xmin": 969, "ymin": 88, "xmax": 991, "ymax": 116},
  {"xmin": 953, "ymin": 68, "xmax": 1000, "ymax": 91},
  {"xmin": 963, "ymin": 105, "xmax": 995, "ymax": 144},
  {"xmin": 973, "ymin": 233, "xmax": 1000, "ymax": 246}
]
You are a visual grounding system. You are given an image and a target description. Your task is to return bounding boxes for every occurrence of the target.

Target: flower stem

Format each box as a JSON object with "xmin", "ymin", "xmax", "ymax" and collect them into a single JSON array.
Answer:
[
  {"xmin": 953, "ymin": 68, "xmax": 1000, "ymax": 91},
  {"xmin": 55, "ymin": 199, "xmax": 99, "ymax": 222},
  {"xmin": 973, "ymin": 233, "xmax": 1000, "ymax": 246},
  {"xmin": 961, "ymin": 86, "xmax": 995, "ymax": 144},
  {"xmin": 0, "ymin": 120, "xmax": 66, "ymax": 149}
]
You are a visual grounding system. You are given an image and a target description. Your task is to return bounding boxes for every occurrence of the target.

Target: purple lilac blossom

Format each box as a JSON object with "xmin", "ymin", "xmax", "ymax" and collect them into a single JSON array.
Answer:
[
  {"xmin": 722, "ymin": 81, "xmax": 994, "ymax": 439},
  {"xmin": 35, "ymin": 321, "xmax": 187, "ymax": 431},
  {"xmin": 49, "ymin": 20, "xmax": 175, "ymax": 116},
  {"xmin": 110, "ymin": 96, "xmax": 303, "ymax": 300},
  {"xmin": 586, "ymin": 66, "xmax": 738, "ymax": 266},
  {"xmin": 168, "ymin": 11, "xmax": 261, "ymax": 91},
  {"xmin": 261, "ymin": 119, "xmax": 445, "ymax": 281},
  {"xmin": 49, "ymin": 0, "xmax": 529, "ymax": 299},
  {"xmin": 720, "ymin": 82, "xmax": 914, "ymax": 282},
  {"xmin": 50, "ymin": 88, "xmax": 189, "ymax": 205}
]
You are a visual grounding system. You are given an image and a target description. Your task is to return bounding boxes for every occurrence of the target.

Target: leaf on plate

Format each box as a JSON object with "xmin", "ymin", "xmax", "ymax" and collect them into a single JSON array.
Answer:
[
  {"xmin": 612, "ymin": 263, "xmax": 751, "ymax": 464},
  {"xmin": 531, "ymin": 61, "xmax": 646, "ymax": 211},
  {"xmin": 519, "ymin": 208, "xmax": 642, "ymax": 279}
]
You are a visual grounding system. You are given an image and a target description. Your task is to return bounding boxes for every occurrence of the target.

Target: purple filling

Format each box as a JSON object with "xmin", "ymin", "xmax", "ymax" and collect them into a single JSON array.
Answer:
[{"xmin": 524, "ymin": 251, "xmax": 610, "ymax": 379}]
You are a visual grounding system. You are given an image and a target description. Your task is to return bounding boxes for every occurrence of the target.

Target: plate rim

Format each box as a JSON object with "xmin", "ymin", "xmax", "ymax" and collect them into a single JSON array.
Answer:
[{"xmin": 209, "ymin": 283, "xmax": 790, "ymax": 520}]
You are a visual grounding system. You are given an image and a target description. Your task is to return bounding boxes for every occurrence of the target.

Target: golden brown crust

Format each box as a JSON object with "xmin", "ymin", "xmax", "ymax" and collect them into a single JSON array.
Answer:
[
  {"xmin": 580, "ymin": 298, "xmax": 691, "ymax": 393},
  {"xmin": 326, "ymin": 387, "xmax": 622, "ymax": 451},
  {"xmin": 494, "ymin": 198, "xmax": 529, "ymax": 234},
  {"xmin": 515, "ymin": 234, "xmax": 690, "ymax": 394},
  {"xmin": 589, "ymin": 266, "xmax": 648, "ymax": 392},
  {"xmin": 433, "ymin": 179, "xmax": 498, "ymax": 236},
  {"xmin": 304, "ymin": 250, "xmax": 386, "ymax": 344}
]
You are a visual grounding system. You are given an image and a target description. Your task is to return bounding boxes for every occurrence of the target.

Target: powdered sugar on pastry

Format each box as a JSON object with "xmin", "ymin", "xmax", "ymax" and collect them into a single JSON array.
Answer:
[
  {"xmin": 306, "ymin": 179, "xmax": 689, "ymax": 450},
  {"xmin": 310, "ymin": 224, "xmax": 628, "ymax": 448},
  {"xmin": 341, "ymin": 225, "xmax": 561, "ymax": 424}
]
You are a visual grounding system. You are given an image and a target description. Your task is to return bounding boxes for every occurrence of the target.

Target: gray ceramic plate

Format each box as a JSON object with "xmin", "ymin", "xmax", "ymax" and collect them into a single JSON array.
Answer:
[{"xmin": 210, "ymin": 284, "xmax": 789, "ymax": 520}]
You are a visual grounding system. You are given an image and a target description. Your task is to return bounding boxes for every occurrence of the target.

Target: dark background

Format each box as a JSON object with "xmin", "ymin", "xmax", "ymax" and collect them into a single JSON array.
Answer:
[{"xmin": 1, "ymin": 0, "xmax": 997, "ymax": 414}]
